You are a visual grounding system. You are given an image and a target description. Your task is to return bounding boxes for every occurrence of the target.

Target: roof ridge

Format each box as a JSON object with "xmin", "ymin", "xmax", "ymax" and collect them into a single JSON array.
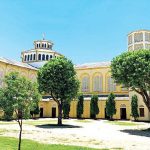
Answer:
[{"xmin": 0, "ymin": 57, "xmax": 37, "ymax": 70}]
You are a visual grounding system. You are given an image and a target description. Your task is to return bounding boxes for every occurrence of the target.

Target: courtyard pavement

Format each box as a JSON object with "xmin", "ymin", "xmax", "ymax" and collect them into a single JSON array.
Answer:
[{"xmin": 0, "ymin": 118, "xmax": 150, "ymax": 150}]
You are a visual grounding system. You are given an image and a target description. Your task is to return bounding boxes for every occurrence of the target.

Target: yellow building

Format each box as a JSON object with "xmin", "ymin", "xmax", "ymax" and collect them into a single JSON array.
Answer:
[
  {"xmin": 0, "ymin": 57, "xmax": 37, "ymax": 117},
  {"xmin": 39, "ymin": 62, "xmax": 130, "ymax": 120},
  {"xmin": 128, "ymin": 30, "xmax": 150, "ymax": 121},
  {"xmin": 0, "ymin": 30, "xmax": 150, "ymax": 120}
]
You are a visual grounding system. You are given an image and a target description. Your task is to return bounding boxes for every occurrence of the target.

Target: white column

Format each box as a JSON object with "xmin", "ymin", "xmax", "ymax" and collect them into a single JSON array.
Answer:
[
  {"xmin": 132, "ymin": 33, "xmax": 135, "ymax": 50},
  {"xmin": 143, "ymin": 31, "xmax": 146, "ymax": 49}
]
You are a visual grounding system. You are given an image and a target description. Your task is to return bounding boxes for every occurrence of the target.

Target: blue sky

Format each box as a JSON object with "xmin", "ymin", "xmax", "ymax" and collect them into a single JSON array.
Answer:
[{"xmin": 0, "ymin": 0, "xmax": 150, "ymax": 64}]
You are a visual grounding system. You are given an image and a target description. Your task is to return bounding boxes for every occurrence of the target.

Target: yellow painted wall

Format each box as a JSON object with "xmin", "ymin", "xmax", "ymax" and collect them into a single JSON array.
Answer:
[
  {"xmin": 0, "ymin": 61, "xmax": 37, "ymax": 119},
  {"xmin": 39, "ymin": 101, "xmax": 58, "ymax": 117},
  {"xmin": 82, "ymin": 100, "xmax": 90, "ymax": 118},
  {"xmin": 0, "ymin": 110, "xmax": 4, "ymax": 118},
  {"xmin": 113, "ymin": 100, "xmax": 130, "ymax": 120},
  {"xmin": 39, "ymin": 99, "xmax": 130, "ymax": 120},
  {"xmin": 76, "ymin": 67, "xmax": 128, "ymax": 94},
  {"xmin": 70, "ymin": 100, "xmax": 77, "ymax": 118},
  {"xmin": 0, "ymin": 61, "xmax": 37, "ymax": 86},
  {"xmin": 129, "ymin": 91, "xmax": 150, "ymax": 121}
]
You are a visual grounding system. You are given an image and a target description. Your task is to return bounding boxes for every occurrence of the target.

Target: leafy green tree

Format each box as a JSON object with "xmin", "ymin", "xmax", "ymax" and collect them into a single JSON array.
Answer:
[
  {"xmin": 0, "ymin": 88, "xmax": 14, "ymax": 121},
  {"xmin": 131, "ymin": 95, "xmax": 139, "ymax": 121},
  {"xmin": 38, "ymin": 57, "xmax": 79, "ymax": 125},
  {"xmin": 0, "ymin": 72, "xmax": 41, "ymax": 150},
  {"xmin": 111, "ymin": 50, "xmax": 150, "ymax": 112},
  {"xmin": 63, "ymin": 101, "xmax": 70, "ymax": 119},
  {"xmin": 30, "ymin": 104, "xmax": 40, "ymax": 119},
  {"xmin": 106, "ymin": 93, "xmax": 116, "ymax": 120},
  {"xmin": 90, "ymin": 95, "xmax": 99, "ymax": 119},
  {"xmin": 77, "ymin": 94, "xmax": 84, "ymax": 119}
]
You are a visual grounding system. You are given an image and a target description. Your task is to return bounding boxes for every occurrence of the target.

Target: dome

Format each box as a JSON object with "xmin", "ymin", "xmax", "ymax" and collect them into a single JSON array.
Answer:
[{"xmin": 21, "ymin": 38, "xmax": 63, "ymax": 65}]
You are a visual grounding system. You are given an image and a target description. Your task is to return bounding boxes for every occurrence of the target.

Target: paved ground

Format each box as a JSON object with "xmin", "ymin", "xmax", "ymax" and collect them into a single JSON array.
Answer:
[{"xmin": 0, "ymin": 118, "xmax": 150, "ymax": 150}]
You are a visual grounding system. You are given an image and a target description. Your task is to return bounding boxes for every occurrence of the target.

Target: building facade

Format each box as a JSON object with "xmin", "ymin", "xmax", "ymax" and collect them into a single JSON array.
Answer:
[
  {"xmin": 0, "ymin": 30, "xmax": 150, "ymax": 120},
  {"xmin": 128, "ymin": 29, "xmax": 150, "ymax": 51},
  {"xmin": 39, "ymin": 62, "xmax": 130, "ymax": 119},
  {"xmin": 0, "ymin": 57, "xmax": 37, "ymax": 117},
  {"xmin": 127, "ymin": 30, "xmax": 150, "ymax": 121}
]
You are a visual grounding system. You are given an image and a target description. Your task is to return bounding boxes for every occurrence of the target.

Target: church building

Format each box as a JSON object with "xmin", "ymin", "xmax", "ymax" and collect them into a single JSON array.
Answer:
[{"xmin": 0, "ymin": 30, "xmax": 150, "ymax": 121}]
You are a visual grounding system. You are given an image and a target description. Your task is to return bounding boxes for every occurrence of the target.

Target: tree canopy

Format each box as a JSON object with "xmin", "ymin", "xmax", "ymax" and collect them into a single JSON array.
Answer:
[
  {"xmin": 90, "ymin": 95, "xmax": 99, "ymax": 119},
  {"xmin": 38, "ymin": 57, "xmax": 79, "ymax": 125},
  {"xmin": 77, "ymin": 94, "xmax": 84, "ymax": 119},
  {"xmin": 131, "ymin": 95, "xmax": 139, "ymax": 121},
  {"xmin": 62, "ymin": 101, "xmax": 70, "ymax": 119},
  {"xmin": 111, "ymin": 50, "xmax": 150, "ymax": 111},
  {"xmin": 0, "ymin": 72, "xmax": 41, "ymax": 150},
  {"xmin": 106, "ymin": 93, "xmax": 116, "ymax": 120}
]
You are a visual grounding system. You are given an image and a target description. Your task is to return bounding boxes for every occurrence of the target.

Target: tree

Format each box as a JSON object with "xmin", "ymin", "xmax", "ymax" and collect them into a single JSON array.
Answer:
[
  {"xmin": 111, "ymin": 50, "xmax": 150, "ymax": 112},
  {"xmin": 63, "ymin": 101, "xmax": 70, "ymax": 119},
  {"xmin": 106, "ymin": 93, "xmax": 116, "ymax": 120},
  {"xmin": 0, "ymin": 72, "xmax": 41, "ymax": 150},
  {"xmin": 30, "ymin": 104, "xmax": 40, "ymax": 119},
  {"xmin": 38, "ymin": 57, "xmax": 79, "ymax": 125},
  {"xmin": 77, "ymin": 94, "xmax": 84, "ymax": 119},
  {"xmin": 90, "ymin": 95, "xmax": 99, "ymax": 119},
  {"xmin": 131, "ymin": 95, "xmax": 139, "ymax": 121},
  {"xmin": 0, "ymin": 88, "xmax": 14, "ymax": 121}
]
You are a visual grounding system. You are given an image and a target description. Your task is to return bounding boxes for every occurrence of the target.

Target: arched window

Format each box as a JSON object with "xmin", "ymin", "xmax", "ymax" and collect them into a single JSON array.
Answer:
[
  {"xmin": 33, "ymin": 54, "xmax": 36, "ymax": 60},
  {"xmin": 93, "ymin": 75, "xmax": 103, "ymax": 92},
  {"xmin": 48, "ymin": 45, "xmax": 49, "ymax": 48},
  {"xmin": 42, "ymin": 44, "xmax": 44, "ymax": 48},
  {"xmin": 50, "ymin": 55, "xmax": 52, "ymax": 59},
  {"xmin": 107, "ymin": 77, "xmax": 116, "ymax": 92},
  {"xmin": 81, "ymin": 76, "xmax": 89, "ymax": 92},
  {"xmin": 46, "ymin": 55, "xmax": 49, "ymax": 60},
  {"xmin": 38, "ymin": 54, "xmax": 41, "ymax": 60},
  {"xmin": 30, "ymin": 54, "xmax": 32, "ymax": 61},
  {"xmin": 42, "ymin": 54, "xmax": 45, "ymax": 61},
  {"xmin": 45, "ymin": 44, "xmax": 46, "ymax": 48},
  {"xmin": 37, "ymin": 44, "xmax": 38, "ymax": 48},
  {"xmin": 27, "ymin": 55, "xmax": 30, "ymax": 61},
  {"xmin": 24, "ymin": 55, "xmax": 27, "ymax": 61},
  {"xmin": 39, "ymin": 44, "xmax": 40, "ymax": 48}
]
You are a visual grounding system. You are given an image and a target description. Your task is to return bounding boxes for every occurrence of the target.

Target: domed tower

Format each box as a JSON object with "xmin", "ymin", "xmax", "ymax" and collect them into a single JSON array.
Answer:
[
  {"xmin": 128, "ymin": 29, "xmax": 150, "ymax": 51},
  {"xmin": 21, "ymin": 37, "xmax": 63, "ymax": 68}
]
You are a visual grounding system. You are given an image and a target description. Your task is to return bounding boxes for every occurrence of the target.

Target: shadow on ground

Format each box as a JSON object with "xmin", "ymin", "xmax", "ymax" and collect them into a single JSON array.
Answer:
[
  {"xmin": 36, "ymin": 124, "xmax": 82, "ymax": 129},
  {"xmin": 120, "ymin": 128, "xmax": 150, "ymax": 137}
]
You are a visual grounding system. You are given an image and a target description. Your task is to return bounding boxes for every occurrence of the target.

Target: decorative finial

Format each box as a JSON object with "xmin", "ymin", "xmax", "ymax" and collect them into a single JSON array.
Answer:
[{"xmin": 42, "ymin": 33, "xmax": 45, "ymax": 40}]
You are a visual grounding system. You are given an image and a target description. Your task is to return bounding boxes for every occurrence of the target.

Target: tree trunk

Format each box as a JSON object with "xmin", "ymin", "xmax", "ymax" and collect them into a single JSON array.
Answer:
[
  {"xmin": 109, "ymin": 116, "xmax": 113, "ymax": 121},
  {"xmin": 133, "ymin": 88, "xmax": 150, "ymax": 112},
  {"xmin": 18, "ymin": 118, "xmax": 22, "ymax": 150},
  {"xmin": 58, "ymin": 104, "xmax": 62, "ymax": 125},
  {"xmin": 141, "ymin": 93, "xmax": 150, "ymax": 112}
]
